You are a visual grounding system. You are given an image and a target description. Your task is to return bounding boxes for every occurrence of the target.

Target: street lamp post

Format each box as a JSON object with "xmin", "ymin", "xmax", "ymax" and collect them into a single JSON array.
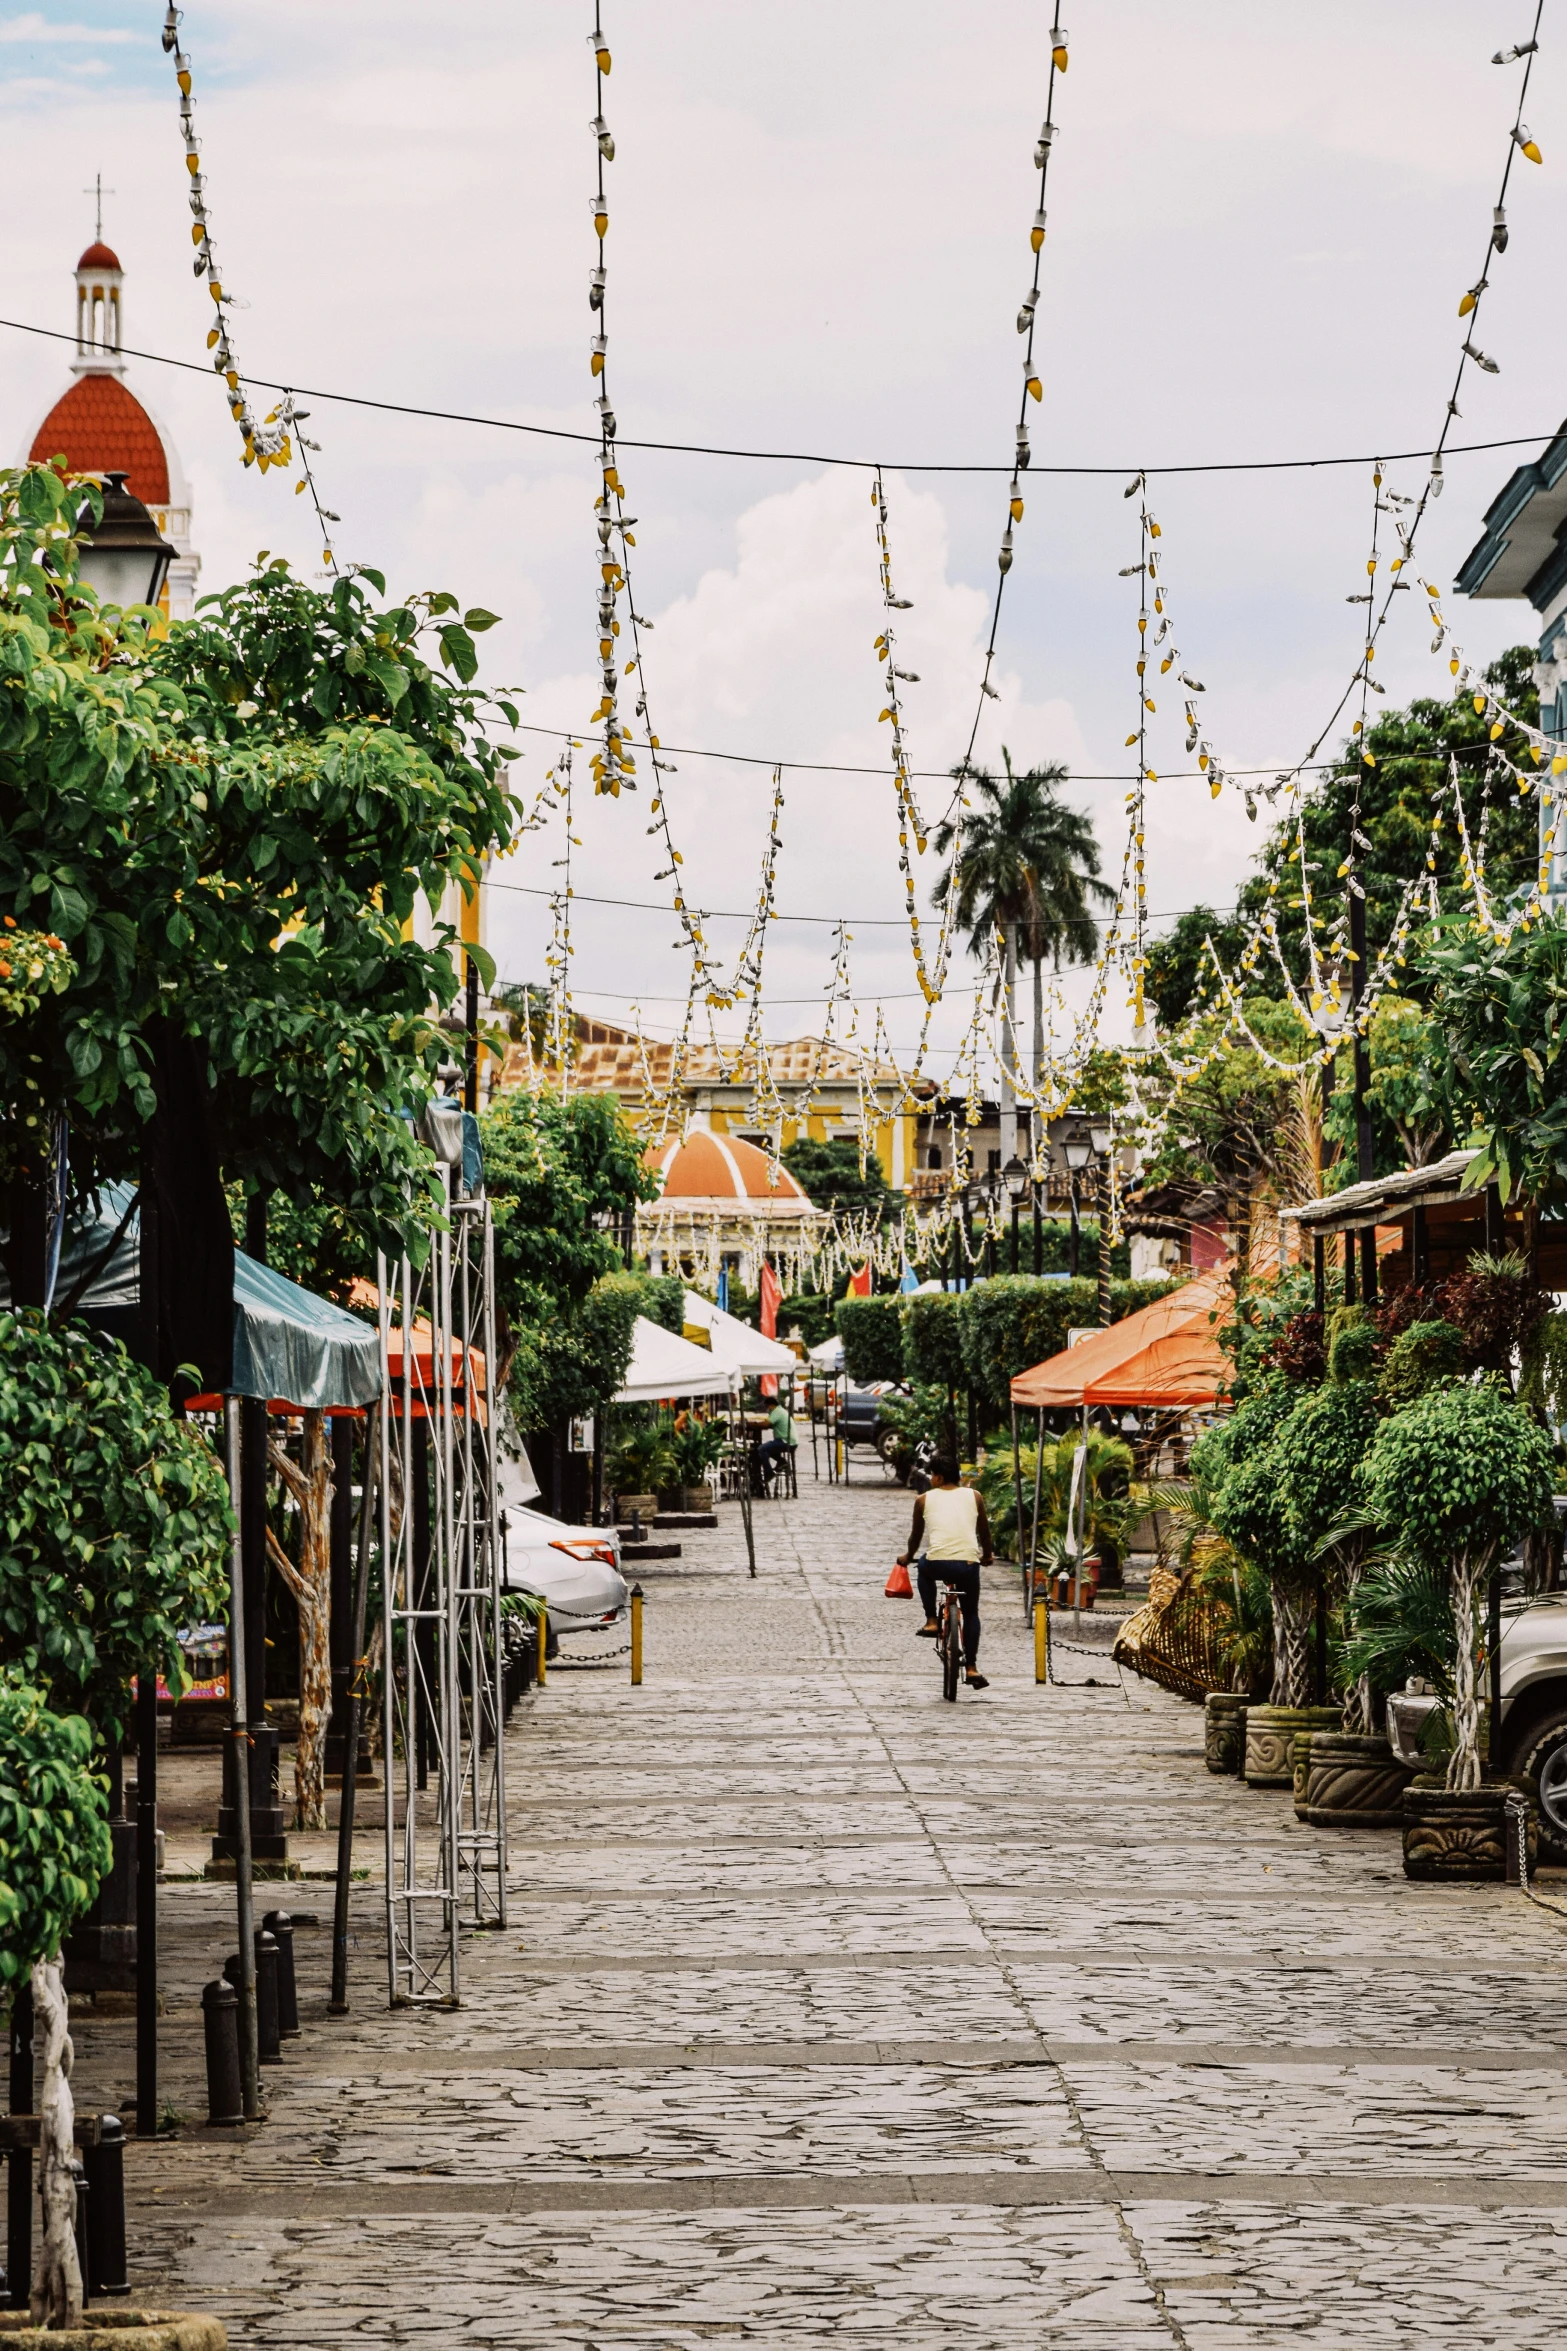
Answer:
[
  {"xmin": 1063, "ymin": 1122, "xmax": 1092, "ymax": 1279},
  {"xmin": 1003, "ymin": 1155, "xmax": 1029, "ymax": 1276},
  {"xmin": 75, "ymin": 473, "xmax": 176, "ymax": 612}
]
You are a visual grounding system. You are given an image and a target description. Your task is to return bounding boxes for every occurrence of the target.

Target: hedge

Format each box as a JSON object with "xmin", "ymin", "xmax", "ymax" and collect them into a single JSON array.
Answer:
[
  {"xmin": 959, "ymin": 1274, "xmax": 1182, "ymax": 1408},
  {"xmin": 902, "ymin": 1290, "xmax": 967, "ymax": 1389},
  {"xmin": 834, "ymin": 1294, "xmax": 905, "ymax": 1384}
]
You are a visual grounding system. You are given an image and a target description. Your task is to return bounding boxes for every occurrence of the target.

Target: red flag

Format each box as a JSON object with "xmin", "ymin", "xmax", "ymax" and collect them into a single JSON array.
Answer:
[
  {"xmin": 759, "ymin": 1260, "xmax": 781, "ymax": 1338},
  {"xmin": 848, "ymin": 1261, "xmax": 872, "ymax": 1298}
]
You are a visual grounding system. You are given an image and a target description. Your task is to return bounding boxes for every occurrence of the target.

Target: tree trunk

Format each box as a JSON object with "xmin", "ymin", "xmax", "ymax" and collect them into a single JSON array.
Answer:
[
  {"xmin": 1032, "ymin": 952, "xmax": 1045, "ymax": 1095},
  {"xmin": 29, "ymin": 1956, "xmax": 81, "ymax": 2330},
  {"xmin": 1000, "ymin": 922, "xmax": 1018, "ymax": 1167},
  {"xmin": 1269, "ymin": 1581, "xmax": 1313, "ymax": 1706},
  {"xmin": 268, "ymin": 1412, "xmax": 335, "ymax": 1831},
  {"xmin": 1448, "ymin": 1547, "xmax": 1486, "ymax": 1793}
]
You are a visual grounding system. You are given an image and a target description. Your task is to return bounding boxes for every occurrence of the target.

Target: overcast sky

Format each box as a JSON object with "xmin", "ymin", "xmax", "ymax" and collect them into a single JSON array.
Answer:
[{"xmin": 2, "ymin": 2, "xmax": 1560, "ymax": 1066}]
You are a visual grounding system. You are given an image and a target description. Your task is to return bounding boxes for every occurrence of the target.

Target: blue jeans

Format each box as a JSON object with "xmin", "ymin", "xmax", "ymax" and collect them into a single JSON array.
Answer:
[
  {"xmin": 917, "ymin": 1558, "xmax": 981, "ymax": 1666},
  {"xmin": 759, "ymin": 1439, "xmax": 794, "ymax": 1482}
]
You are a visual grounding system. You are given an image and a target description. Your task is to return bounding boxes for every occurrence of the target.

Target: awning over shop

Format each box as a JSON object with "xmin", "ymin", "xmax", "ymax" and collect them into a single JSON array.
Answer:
[
  {"xmin": 33, "ymin": 1180, "xmax": 380, "ymax": 1411},
  {"xmin": 1278, "ymin": 1149, "xmax": 1479, "ymax": 1236},
  {"xmin": 1010, "ymin": 1274, "xmax": 1231, "ymax": 1411},
  {"xmin": 615, "ymin": 1314, "xmax": 739, "ymax": 1403},
  {"xmin": 682, "ymin": 1291, "xmax": 798, "ymax": 1379}
]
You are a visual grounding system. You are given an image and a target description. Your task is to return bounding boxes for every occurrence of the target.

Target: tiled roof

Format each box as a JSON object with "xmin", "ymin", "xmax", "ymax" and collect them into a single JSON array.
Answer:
[
  {"xmin": 496, "ymin": 1016, "xmax": 911, "ymax": 1098},
  {"xmin": 30, "ymin": 377, "xmax": 170, "ymax": 506},
  {"xmin": 77, "ymin": 242, "xmax": 122, "ymax": 272},
  {"xmin": 645, "ymin": 1131, "xmax": 810, "ymax": 1203}
]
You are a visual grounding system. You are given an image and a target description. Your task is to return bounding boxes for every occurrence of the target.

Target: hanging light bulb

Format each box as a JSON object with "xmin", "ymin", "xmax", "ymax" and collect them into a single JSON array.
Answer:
[
  {"xmin": 1023, "ymin": 354, "xmax": 1043, "ymax": 401},
  {"xmin": 1430, "ymin": 452, "xmax": 1444, "ymax": 498},
  {"xmin": 1034, "ymin": 119, "xmax": 1056, "ymax": 168},
  {"xmin": 1030, "ymin": 207, "xmax": 1047, "ymax": 252},
  {"xmin": 1492, "ymin": 205, "xmax": 1510, "ymax": 253},
  {"xmin": 591, "ymin": 334, "xmax": 607, "ymax": 376},
  {"xmin": 1458, "ymin": 279, "xmax": 1487, "ymax": 316},
  {"xmin": 591, "ymin": 114, "xmax": 615, "ymax": 160},
  {"xmin": 1016, "ymin": 287, "xmax": 1038, "ymax": 332},
  {"xmin": 589, "ymin": 27, "xmax": 611, "ymax": 72},
  {"xmin": 1015, "ymin": 423, "xmax": 1031, "ymax": 469},
  {"xmin": 591, "ymin": 192, "xmax": 608, "ymax": 238},
  {"xmin": 589, "ymin": 265, "xmax": 605, "ymax": 310},
  {"xmin": 1008, "ymin": 476, "xmax": 1024, "ymax": 521},
  {"xmin": 1462, "ymin": 340, "xmax": 1500, "ymax": 373},
  {"xmin": 1514, "ymin": 124, "xmax": 1543, "ymax": 163},
  {"xmin": 1050, "ymin": 23, "xmax": 1069, "ymax": 69}
]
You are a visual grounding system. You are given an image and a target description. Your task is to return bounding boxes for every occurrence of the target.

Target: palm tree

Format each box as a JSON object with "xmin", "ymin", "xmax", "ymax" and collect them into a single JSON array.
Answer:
[{"xmin": 931, "ymin": 753, "xmax": 1111, "ymax": 1137}]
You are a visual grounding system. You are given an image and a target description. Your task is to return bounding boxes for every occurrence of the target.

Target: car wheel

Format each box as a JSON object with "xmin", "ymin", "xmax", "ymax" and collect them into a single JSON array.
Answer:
[
  {"xmin": 875, "ymin": 1427, "xmax": 900, "ymax": 1467},
  {"xmin": 1516, "ymin": 1709, "xmax": 1567, "ymax": 1864}
]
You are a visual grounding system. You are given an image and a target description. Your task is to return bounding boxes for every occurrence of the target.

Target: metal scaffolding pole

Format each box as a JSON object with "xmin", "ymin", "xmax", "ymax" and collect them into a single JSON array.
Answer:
[{"xmin": 379, "ymin": 1157, "xmax": 507, "ymax": 2006}]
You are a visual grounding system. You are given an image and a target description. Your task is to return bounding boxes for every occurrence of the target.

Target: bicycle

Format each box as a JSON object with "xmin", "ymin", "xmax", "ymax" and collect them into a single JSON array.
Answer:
[{"xmin": 936, "ymin": 1572, "xmax": 967, "ymax": 1702}]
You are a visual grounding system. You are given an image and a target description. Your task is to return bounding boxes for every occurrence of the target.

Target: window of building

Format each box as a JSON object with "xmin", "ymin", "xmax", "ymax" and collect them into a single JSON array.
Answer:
[{"xmin": 926, "ymin": 1146, "xmax": 943, "ymax": 1170}]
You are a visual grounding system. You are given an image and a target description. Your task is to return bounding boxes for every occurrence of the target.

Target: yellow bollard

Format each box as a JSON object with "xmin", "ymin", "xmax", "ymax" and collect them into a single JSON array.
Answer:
[
  {"xmin": 1034, "ymin": 1595, "xmax": 1049, "ymax": 1685},
  {"xmin": 536, "ymin": 1600, "xmax": 547, "ymax": 1688},
  {"xmin": 630, "ymin": 1583, "xmax": 643, "ymax": 1685}
]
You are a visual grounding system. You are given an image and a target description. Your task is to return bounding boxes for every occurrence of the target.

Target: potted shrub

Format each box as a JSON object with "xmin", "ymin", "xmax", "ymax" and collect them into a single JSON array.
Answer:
[
  {"xmin": 1146, "ymin": 1458, "xmax": 1272, "ymax": 1769},
  {"xmin": 669, "ymin": 1414, "xmax": 727, "ymax": 1511},
  {"xmin": 1205, "ymin": 1390, "xmax": 1341, "ymax": 1786},
  {"xmin": 608, "ymin": 1418, "xmax": 672, "ymax": 1524},
  {"xmin": 1362, "ymin": 1376, "xmax": 1556, "ymax": 1879}
]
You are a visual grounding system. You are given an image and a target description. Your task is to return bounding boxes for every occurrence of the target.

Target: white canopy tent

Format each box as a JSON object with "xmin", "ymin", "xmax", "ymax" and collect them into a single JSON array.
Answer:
[
  {"xmin": 808, "ymin": 1334, "xmax": 845, "ymax": 1373},
  {"xmin": 615, "ymin": 1314, "xmax": 740, "ymax": 1404},
  {"xmin": 683, "ymin": 1291, "xmax": 799, "ymax": 1380}
]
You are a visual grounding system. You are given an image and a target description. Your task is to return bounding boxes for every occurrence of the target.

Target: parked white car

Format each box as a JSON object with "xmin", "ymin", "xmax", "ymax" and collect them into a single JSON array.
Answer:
[{"xmin": 500, "ymin": 1505, "xmax": 628, "ymax": 1637}]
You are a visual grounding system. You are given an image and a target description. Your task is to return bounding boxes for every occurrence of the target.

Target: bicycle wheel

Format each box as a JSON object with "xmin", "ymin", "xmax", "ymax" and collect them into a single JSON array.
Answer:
[{"xmin": 940, "ymin": 1593, "xmax": 962, "ymax": 1702}]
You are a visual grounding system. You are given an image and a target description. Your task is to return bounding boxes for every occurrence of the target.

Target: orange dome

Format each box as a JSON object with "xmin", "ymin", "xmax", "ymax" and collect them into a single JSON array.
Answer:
[
  {"xmin": 645, "ymin": 1132, "xmax": 809, "ymax": 1203},
  {"xmin": 77, "ymin": 241, "xmax": 122, "ymax": 273},
  {"xmin": 30, "ymin": 377, "xmax": 170, "ymax": 508}
]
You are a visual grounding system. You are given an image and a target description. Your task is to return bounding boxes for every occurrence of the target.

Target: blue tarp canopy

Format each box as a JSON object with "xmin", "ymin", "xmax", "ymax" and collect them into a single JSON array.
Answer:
[{"xmin": 32, "ymin": 1181, "xmax": 379, "ymax": 1410}]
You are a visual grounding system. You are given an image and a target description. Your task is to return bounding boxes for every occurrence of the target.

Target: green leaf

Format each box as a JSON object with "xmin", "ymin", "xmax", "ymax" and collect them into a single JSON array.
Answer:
[
  {"xmin": 463, "ymin": 608, "xmax": 501, "ymax": 633},
  {"xmin": 437, "ymin": 624, "xmax": 478, "ymax": 684}
]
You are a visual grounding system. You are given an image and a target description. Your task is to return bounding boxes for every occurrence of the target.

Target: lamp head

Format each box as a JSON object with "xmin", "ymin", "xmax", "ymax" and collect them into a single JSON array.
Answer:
[{"xmin": 74, "ymin": 473, "xmax": 175, "ymax": 612}]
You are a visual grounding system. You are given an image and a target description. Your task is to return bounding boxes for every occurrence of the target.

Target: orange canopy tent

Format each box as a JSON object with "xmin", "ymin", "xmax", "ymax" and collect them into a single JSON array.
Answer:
[{"xmin": 1009, "ymin": 1272, "xmax": 1232, "ymax": 1413}]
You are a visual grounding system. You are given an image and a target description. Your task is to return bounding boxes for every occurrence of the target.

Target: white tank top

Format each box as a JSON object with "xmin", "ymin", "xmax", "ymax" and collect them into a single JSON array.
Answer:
[{"xmin": 922, "ymin": 1485, "xmax": 980, "ymax": 1561}]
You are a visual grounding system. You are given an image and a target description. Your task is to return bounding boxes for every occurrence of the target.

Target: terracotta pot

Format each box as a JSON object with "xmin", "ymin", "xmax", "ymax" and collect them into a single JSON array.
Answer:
[
  {"xmin": 1303, "ymin": 1731, "xmax": 1414, "ymax": 1829},
  {"xmin": 1401, "ymin": 1781, "xmax": 1536, "ymax": 1882},
  {"xmin": 1203, "ymin": 1691, "xmax": 1248, "ymax": 1775},
  {"xmin": 0, "ymin": 2316, "xmax": 225, "ymax": 2348},
  {"xmin": 1243, "ymin": 1702, "xmax": 1342, "ymax": 1789},
  {"xmin": 614, "ymin": 1491, "xmax": 660, "ymax": 1526}
]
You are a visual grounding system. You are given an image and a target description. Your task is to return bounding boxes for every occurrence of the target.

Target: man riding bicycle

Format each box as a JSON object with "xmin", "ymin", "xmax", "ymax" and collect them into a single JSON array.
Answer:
[{"xmin": 896, "ymin": 1453, "xmax": 992, "ymax": 1691}]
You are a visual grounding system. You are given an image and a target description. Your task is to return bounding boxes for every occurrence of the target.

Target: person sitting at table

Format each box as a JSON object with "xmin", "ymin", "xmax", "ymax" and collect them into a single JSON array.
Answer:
[{"xmin": 758, "ymin": 1398, "xmax": 797, "ymax": 1488}]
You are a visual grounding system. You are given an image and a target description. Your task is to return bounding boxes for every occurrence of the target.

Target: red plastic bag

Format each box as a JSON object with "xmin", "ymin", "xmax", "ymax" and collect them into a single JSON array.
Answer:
[{"xmin": 884, "ymin": 1560, "xmax": 913, "ymax": 1598}]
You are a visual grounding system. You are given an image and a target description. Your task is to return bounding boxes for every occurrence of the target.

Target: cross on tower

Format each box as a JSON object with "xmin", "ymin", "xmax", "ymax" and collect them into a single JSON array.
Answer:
[{"xmin": 82, "ymin": 173, "xmax": 115, "ymax": 243}]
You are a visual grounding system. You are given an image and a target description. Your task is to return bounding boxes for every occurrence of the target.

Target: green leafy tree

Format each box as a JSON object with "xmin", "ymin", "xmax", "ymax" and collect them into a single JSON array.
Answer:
[
  {"xmin": 1363, "ymin": 1379, "xmax": 1555, "ymax": 1788},
  {"xmin": 932, "ymin": 750, "xmax": 1111, "ymax": 1087},
  {"xmin": 781, "ymin": 1136, "xmax": 901, "ymax": 1224},
  {"xmin": 1144, "ymin": 906, "xmax": 1252, "ymax": 1031},
  {"xmin": 1193, "ymin": 1379, "xmax": 1316, "ymax": 1704},
  {"xmin": 0, "ymin": 1670, "xmax": 112, "ymax": 2328},
  {"xmin": 1274, "ymin": 1377, "xmax": 1381, "ymax": 1727},
  {"xmin": 0, "ymin": 461, "xmax": 520, "ymax": 1258},
  {"xmin": 0, "ymin": 1312, "xmax": 231, "ymax": 1742},
  {"xmin": 902, "ymin": 1288, "xmax": 969, "ymax": 1393},
  {"xmin": 483, "ymin": 1089, "xmax": 656, "ymax": 1321},
  {"xmin": 1417, "ymin": 908, "xmax": 1567, "ymax": 1205},
  {"xmin": 509, "ymin": 1269, "xmax": 649, "ymax": 1438},
  {"xmin": 1236, "ymin": 648, "xmax": 1541, "ymax": 988}
]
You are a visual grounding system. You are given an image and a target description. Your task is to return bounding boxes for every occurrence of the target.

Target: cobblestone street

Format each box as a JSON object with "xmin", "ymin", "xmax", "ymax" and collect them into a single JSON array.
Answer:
[{"xmin": 101, "ymin": 1465, "xmax": 1567, "ymax": 2346}]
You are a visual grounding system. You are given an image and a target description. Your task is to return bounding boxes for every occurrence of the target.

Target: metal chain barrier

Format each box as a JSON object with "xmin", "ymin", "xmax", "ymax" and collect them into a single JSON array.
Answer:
[{"xmin": 1508, "ymin": 1790, "xmax": 1567, "ymax": 1920}]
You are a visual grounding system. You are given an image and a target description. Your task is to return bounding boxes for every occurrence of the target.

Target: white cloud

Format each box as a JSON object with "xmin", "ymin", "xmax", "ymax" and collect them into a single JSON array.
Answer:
[{"xmin": 0, "ymin": 13, "xmax": 132, "ymax": 40}]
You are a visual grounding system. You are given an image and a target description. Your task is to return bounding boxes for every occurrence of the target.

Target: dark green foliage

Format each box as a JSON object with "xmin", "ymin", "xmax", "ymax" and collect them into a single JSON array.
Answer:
[
  {"xmin": 1211, "ymin": 1435, "xmax": 1309, "ymax": 1585},
  {"xmin": 1379, "ymin": 1320, "xmax": 1466, "ymax": 1409},
  {"xmin": 1364, "ymin": 1379, "xmax": 1556, "ymax": 1568},
  {"xmin": 1237, "ymin": 649, "xmax": 1541, "ymax": 989},
  {"xmin": 1340, "ymin": 1555, "xmax": 1457, "ymax": 1702},
  {"xmin": 483, "ymin": 1090, "xmax": 656, "ymax": 1317},
  {"xmin": 974, "ymin": 1428, "xmax": 1134, "ymax": 1559},
  {"xmin": 958, "ymin": 1275, "xmax": 1180, "ymax": 1408},
  {"xmin": 633, "ymin": 1275, "xmax": 686, "ymax": 1335},
  {"xmin": 902, "ymin": 1289, "xmax": 968, "ymax": 1390},
  {"xmin": 834, "ymin": 1295, "xmax": 905, "ymax": 1385},
  {"xmin": 1435, "ymin": 1250, "xmax": 1550, "ymax": 1381},
  {"xmin": 1275, "ymin": 1378, "xmax": 1380, "ymax": 1555},
  {"xmin": 507, "ymin": 1269, "xmax": 646, "ymax": 1436},
  {"xmin": 1222, "ymin": 1268, "xmax": 1322, "ymax": 1399},
  {"xmin": 775, "ymin": 1289, "xmax": 837, "ymax": 1350},
  {"xmin": 1188, "ymin": 1376, "xmax": 1300, "ymax": 1493},
  {"xmin": 1144, "ymin": 906, "xmax": 1252, "ymax": 1030},
  {"xmin": 1418, "ymin": 907, "xmax": 1567, "ymax": 1206},
  {"xmin": 1326, "ymin": 1305, "xmax": 1378, "ymax": 1385},
  {"xmin": 931, "ymin": 750, "xmax": 1111, "ymax": 974},
  {"xmin": 0, "ymin": 467, "xmax": 521, "ymax": 1252},
  {"xmin": 780, "ymin": 1137, "xmax": 901, "ymax": 1223},
  {"xmin": 0, "ymin": 1671, "xmax": 112, "ymax": 1985},
  {"xmin": 0, "ymin": 1312, "xmax": 231, "ymax": 1741}
]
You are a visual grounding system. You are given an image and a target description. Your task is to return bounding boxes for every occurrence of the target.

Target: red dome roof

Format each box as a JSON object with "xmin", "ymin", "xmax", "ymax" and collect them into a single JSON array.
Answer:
[
  {"xmin": 645, "ymin": 1132, "xmax": 809, "ymax": 1203},
  {"xmin": 29, "ymin": 377, "xmax": 169, "ymax": 507},
  {"xmin": 77, "ymin": 242, "xmax": 122, "ymax": 273}
]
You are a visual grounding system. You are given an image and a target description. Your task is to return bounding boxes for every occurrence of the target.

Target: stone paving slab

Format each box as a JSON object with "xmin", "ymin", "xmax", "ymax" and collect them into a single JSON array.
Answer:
[{"xmin": 101, "ymin": 1468, "xmax": 1567, "ymax": 2346}]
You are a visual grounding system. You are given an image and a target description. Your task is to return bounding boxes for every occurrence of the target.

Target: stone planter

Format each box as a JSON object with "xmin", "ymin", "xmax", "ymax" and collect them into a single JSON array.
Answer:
[
  {"xmin": 683, "ymin": 1482, "xmax": 714, "ymax": 1512},
  {"xmin": 1203, "ymin": 1691, "xmax": 1248, "ymax": 1775},
  {"xmin": 1401, "ymin": 1781, "xmax": 1536, "ymax": 1882},
  {"xmin": 0, "ymin": 2317, "xmax": 225, "ymax": 2348},
  {"xmin": 1243, "ymin": 1702, "xmax": 1342, "ymax": 1789},
  {"xmin": 1302, "ymin": 1731, "xmax": 1414, "ymax": 1829},
  {"xmin": 614, "ymin": 1491, "xmax": 660, "ymax": 1527}
]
